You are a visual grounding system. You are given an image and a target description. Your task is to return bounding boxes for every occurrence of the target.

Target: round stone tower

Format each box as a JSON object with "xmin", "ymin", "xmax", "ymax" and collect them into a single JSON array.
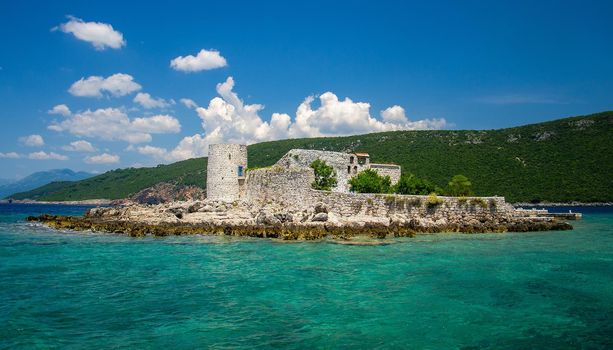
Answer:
[{"xmin": 206, "ymin": 144, "xmax": 248, "ymax": 202}]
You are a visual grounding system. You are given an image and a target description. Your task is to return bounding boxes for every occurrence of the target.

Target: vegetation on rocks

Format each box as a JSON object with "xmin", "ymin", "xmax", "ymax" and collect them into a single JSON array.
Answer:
[{"xmin": 310, "ymin": 159, "xmax": 337, "ymax": 191}]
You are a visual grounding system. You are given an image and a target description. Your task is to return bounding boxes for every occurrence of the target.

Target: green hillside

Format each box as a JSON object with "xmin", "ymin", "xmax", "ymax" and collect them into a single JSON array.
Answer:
[{"xmin": 9, "ymin": 111, "xmax": 613, "ymax": 203}]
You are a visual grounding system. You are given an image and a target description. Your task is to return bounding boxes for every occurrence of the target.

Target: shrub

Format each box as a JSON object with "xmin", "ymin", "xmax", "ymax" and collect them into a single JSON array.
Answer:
[
  {"xmin": 426, "ymin": 193, "xmax": 444, "ymax": 207},
  {"xmin": 349, "ymin": 169, "xmax": 392, "ymax": 194},
  {"xmin": 394, "ymin": 173, "xmax": 439, "ymax": 195},
  {"xmin": 310, "ymin": 159, "xmax": 337, "ymax": 191},
  {"xmin": 447, "ymin": 174, "xmax": 473, "ymax": 196},
  {"xmin": 408, "ymin": 197, "xmax": 422, "ymax": 207},
  {"xmin": 458, "ymin": 196, "xmax": 468, "ymax": 204},
  {"xmin": 470, "ymin": 198, "xmax": 487, "ymax": 208}
]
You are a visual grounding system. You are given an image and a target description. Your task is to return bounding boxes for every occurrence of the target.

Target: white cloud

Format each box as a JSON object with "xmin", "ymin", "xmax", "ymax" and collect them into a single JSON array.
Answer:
[
  {"xmin": 48, "ymin": 104, "xmax": 72, "ymax": 116},
  {"xmin": 170, "ymin": 49, "xmax": 227, "ymax": 72},
  {"xmin": 55, "ymin": 16, "xmax": 125, "ymax": 50},
  {"xmin": 28, "ymin": 151, "xmax": 68, "ymax": 161},
  {"xmin": 380, "ymin": 105, "xmax": 408, "ymax": 123},
  {"xmin": 133, "ymin": 92, "xmax": 172, "ymax": 109},
  {"xmin": 136, "ymin": 134, "xmax": 207, "ymax": 162},
  {"xmin": 62, "ymin": 140, "xmax": 96, "ymax": 152},
  {"xmin": 131, "ymin": 115, "xmax": 181, "ymax": 133},
  {"xmin": 137, "ymin": 77, "xmax": 446, "ymax": 163},
  {"xmin": 49, "ymin": 108, "xmax": 181, "ymax": 144},
  {"xmin": 0, "ymin": 152, "xmax": 20, "ymax": 159},
  {"xmin": 68, "ymin": 73, "xmax": 141, "ymax": 97},
  {"xmin": 197, "ymin": 76, "xmax": 446, "ymax": 142},
  {"xmin": 19, "ymin": 134, "xmax": 45, "ymax": 147},
  {"xmin": 288, "ymin": 94, "xmax": 446, "ymax": 138},
  {"xmin": 84, "ymin": 153, "xmax": 120, "ymax": 164},
  {"xmin": 180, "ymin": 98, "xmax": 198, "ymax": 109}
]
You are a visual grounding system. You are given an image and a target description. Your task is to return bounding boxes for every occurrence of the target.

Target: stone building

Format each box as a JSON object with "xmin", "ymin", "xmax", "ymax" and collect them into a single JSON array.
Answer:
[
  {"xmin": 274, "ymin": 149, "xmax": 401, "ymax": 193},
  {"xmin": 206, "ymin": 145, "xmax": 401, "ymax": 200},
  {"xmin": 206, "ymin": 144, "xmax": 248, "ymax": 201}
]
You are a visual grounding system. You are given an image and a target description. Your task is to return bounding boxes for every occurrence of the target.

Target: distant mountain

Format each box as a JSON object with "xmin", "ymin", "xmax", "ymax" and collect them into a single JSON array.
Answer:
[
  {"xmin": 1, "ymin": 169, "xmax": 93, "ymax": 199},
  {"xmin": 8, "ymin": 111, "xmax": 613, "ymax": 203},
  {"xmin": 0, "ymin": 179, "xmax": 14, "ymax": 187}
]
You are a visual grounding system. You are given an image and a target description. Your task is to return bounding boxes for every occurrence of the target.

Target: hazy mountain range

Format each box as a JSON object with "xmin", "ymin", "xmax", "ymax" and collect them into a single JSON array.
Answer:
[{"xmin": 0, "ymin": 169, "xmax": 93, "ymax": 199}]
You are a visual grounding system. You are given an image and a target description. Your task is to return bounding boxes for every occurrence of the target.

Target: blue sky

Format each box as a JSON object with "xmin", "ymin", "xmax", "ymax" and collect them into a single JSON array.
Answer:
[{"xmin": 0, "ymin": 0, "xmax": 611, "ymax": 179}]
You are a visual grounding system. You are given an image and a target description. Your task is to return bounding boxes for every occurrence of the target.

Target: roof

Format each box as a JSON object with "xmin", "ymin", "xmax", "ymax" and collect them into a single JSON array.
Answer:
[{"xmin": 354, "ymin": 152, "xmax": 370, "ymax": 157}]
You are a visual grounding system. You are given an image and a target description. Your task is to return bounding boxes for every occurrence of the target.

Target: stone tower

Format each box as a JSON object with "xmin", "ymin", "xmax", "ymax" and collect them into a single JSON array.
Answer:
[{"xmin": 206, "ymin": 144, "xmax": 248, "ymax": 202}]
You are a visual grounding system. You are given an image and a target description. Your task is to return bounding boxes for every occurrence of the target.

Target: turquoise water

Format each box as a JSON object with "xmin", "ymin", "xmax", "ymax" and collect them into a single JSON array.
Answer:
[{"xmin": 1, "ymin": 204, "xmax": 612, "ymax": 349}]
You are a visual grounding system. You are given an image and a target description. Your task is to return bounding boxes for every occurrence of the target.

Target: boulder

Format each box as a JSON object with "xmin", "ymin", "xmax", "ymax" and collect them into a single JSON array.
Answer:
[
  {"xmin": 256, "ymin": 211, "xmax": 281, "ymax": 225},
  {"xmin": 314, "ymin": 203, "xmax": 328, "ymax": 214},
  {"xmin": 274, "ymin": 213, "xmax": 293, "ymax": 223},
  {"xmin": 312, "ymin": 212, "xmax": 328, "ymax": 222},
  {"xmin": 187, "ymin": 202, "xmax": 203, "ymax": 213}
]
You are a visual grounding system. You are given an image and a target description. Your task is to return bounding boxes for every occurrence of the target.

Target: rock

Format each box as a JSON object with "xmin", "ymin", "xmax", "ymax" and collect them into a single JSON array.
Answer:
[
  {"xmin": 274, "ymin": 213, "xmax": 293, "ymax": 223},
  {"xmin": 312, "ymin": 212, "xmax": 328, "ymax": 222},
  {"xmin": 188, "ymin": 202, "xmax": 203, "ymax": 213},
  {"xmin": 256, "ymin": 211, "xmax": 281, "ymax": 225},
  {"xmin": 166, "ymin": 207, "xmax": 185, "ymax": 219},
  {"xmin": 314, "ymin": 203, "xmax": 328, "ymax": 214},
  {"xmin": 200, "ymin": 205, "xmax": 213, "ymax": 212}
]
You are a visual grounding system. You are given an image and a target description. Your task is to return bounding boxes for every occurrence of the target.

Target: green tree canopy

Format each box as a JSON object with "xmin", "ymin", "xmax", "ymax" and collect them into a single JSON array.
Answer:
[
  {"xmin": 394, "ymin": 174, "xmax": 440, "ymax": 195},
  {"xmin": 348, "ymin": 169, "xmax": 392, "ymax": 194},
  {"xmin": 310, "ymin": 159, "xmax": 337, "ymax": 191},
  {"xmin": 447, "ymin": 174, "xmax": 472, "ymax": 196}
]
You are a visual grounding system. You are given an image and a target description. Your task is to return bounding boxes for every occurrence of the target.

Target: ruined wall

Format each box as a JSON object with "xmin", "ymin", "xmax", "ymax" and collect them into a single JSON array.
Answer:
[
  {"xmin": 274, "ymin": 149, "xmax": 368, "ymax": 193},
  {"xmin": 206, "ymin": 144, "xmax": 248, "ymax": 202},
  {"xmin": 370, "ymin": 164, "xmax": 402, "ymax": 184},
  {"xmin": 244, "ymin": 166, "xmax": 513, "ymax": 222}
]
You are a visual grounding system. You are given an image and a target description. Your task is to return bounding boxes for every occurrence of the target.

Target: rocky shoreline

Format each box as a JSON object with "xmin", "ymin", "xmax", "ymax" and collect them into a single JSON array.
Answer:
[{"xmin": 26, "ymin": 199, "xmax": 573, "ymax": 240}]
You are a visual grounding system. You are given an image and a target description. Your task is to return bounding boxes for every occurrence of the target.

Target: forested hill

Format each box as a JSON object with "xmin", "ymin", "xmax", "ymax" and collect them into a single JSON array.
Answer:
[{"xmin": 8, "ymin": 111, "xmax": 613, "ymax": 203}]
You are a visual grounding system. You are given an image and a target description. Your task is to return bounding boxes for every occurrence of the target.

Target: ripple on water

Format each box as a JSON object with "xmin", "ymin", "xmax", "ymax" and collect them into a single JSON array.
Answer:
[{"xmin": 1, "ymin": 205, "xmax": 613, "ymax": 348}]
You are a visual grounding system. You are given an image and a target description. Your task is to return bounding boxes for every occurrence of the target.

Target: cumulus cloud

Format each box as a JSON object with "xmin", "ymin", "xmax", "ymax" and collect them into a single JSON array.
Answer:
[
  {"xmin": 136, "ymin": 134, "xmax": 207, "ymax": 162},
  {"xmin": 48, "ymin": 104, "xmax": 72, "ymax": 116},
  {"xmin": 55, "ymin": 16, "xmax": 125, "ymax": 50},
  {"xmin": 180, "ymin": 98, "xmax": 198, "ymax": 109},
  {"xmin": 19, "ymin": 134, "xmax": 45, "ymax": 147},
  {"xmin": 28, "ymin": 151, "xmax": 68, "ymax": 161},
  {"xmin": 84, "ymin": 153, "xmax": 120, "ymax": 164},
  {"xmin": 138, "ymin": 77, "xmax": 447, "ymax": 163},
  {"xmin": 62, "ymin": 140, "xmax": 96, "ymax": 152},
  {"xmin": 133, "ymin": 92, "xmax": 172, "ymax": 109},
  {"xmin": 196, "ymin": 76, "xmax": 446, "ymax": 142},
  {"xmin": 48, "ymin": 108, "xmax": 181, "ymax": 144},
  {"xmin": 69, "ymin": 73, "xmax": 141, "ymax": 97},
  {"xmin": 170, "ymin": 49, "xmax": 227, "ymax": 72},
  {"xmin": 0, "ymin": 152, "xmax": 20, "ymax": 159}
]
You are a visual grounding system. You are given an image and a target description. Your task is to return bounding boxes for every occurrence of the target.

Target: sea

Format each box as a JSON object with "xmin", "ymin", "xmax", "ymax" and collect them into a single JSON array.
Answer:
[{"xmin": 1, "ymin": 203, "xmax": 612, "ymax": 349}]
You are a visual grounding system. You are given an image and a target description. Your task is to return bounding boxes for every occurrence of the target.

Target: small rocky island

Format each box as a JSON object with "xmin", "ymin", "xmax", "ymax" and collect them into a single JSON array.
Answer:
[{"xmin": 28, "ymin": 144, "xmax": 573, "ymax": 240}]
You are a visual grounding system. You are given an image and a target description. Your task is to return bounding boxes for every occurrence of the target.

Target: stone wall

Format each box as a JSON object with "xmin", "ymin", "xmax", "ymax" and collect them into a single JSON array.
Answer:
[
  {"xmin": 274, "ymin": 149, "xmax": 369, "ymax": 193},
  {"xmin": 370, "ymin": 163, "xmax": 401, "ymax": 184},
  {"xmin": 244, "ymin": 166, "xmax": 514, "ymax": 223},
  {"xmin": 206, "ymin": 144, "xmax": 248, "ymax": 202}
]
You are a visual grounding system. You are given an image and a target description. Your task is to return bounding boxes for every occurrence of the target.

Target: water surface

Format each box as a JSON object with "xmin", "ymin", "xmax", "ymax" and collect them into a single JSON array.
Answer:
[{"xmin": 1, "ymin": 204, "xmax": 612, "ymax": 349}]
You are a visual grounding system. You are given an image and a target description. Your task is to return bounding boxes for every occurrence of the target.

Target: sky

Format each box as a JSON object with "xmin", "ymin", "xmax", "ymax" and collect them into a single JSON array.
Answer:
[{"xmin": 0, "ymin": 0, "xmax": 611, "ymax": 179}]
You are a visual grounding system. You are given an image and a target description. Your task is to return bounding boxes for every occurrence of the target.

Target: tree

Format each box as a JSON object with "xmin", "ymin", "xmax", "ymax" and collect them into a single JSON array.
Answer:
[
  {"xmin": 348, "ymin": 169, "xmax": 392, "ymax": 193},
  {"xmin": 447, "ymin": 174, "xmax": 472, "ymax": 196},
  {"xmin": 310, "ymin": 159, "xmax": 337, "ymax": 191},
  {"xmin": 394, "ymin": 174, "xmax": 439, "ymax": 195}
]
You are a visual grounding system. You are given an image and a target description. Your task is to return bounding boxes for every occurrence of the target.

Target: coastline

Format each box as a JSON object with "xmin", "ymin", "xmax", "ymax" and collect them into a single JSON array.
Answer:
[
  {"xmin": 3, "ymin": 198, "xmax": 611, "ymax": 208},
  {"xmin": 0, "ymin": 199, "xmax": 112, "ymax": 206},
  {"xmin": 513, "ymin": 202, "xmax": 613, "ymax": 207}
]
